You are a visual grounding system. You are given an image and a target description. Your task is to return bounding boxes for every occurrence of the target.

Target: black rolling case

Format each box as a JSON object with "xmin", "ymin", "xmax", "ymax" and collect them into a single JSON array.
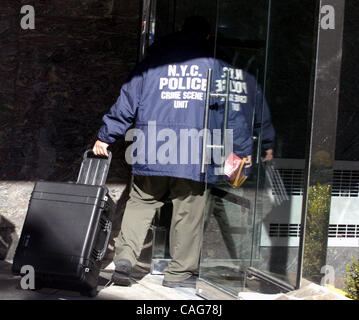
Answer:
[{"xmin": 12, "ymin": 150, "xmax": 115, "ymax": 297}]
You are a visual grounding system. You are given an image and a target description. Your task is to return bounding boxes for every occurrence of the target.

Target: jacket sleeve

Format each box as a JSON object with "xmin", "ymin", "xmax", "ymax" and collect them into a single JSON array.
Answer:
[
  {"xmin": 232, "ymin": 127, "xmax": 253, "ymax": 158},
  {"xmin": 254, "ymin": 86, "xmax": 275, "ymax": 150},
  {"xmin": 97, "ymin": 70, "xmax": 143, "ymax": 144}
]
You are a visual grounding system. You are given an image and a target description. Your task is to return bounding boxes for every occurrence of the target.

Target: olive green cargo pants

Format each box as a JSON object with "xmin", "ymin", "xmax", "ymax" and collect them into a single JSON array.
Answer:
[{"xmin": 114, "ymin": 175, "xmax": 208, "ymax": 281}]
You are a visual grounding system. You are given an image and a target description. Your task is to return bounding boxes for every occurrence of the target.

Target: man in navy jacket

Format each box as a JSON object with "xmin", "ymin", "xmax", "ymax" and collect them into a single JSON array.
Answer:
[{"xmin": 93, "ymin": 16, "xmax": 273, "ymax": 287}]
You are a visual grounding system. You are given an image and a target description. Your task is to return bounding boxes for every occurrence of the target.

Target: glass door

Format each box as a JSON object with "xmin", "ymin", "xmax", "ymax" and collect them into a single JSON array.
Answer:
[
  {"xmin": 198, "ymin": 0, "xmax": 273, "ymax": 299},
  {"xmin": 142, "ymin": 0, "xmax": 308, "ymax": 299}
]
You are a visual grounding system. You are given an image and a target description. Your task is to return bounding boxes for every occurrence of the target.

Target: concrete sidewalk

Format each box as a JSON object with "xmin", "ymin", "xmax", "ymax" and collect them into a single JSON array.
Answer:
[
  {"xmin": 0, "ymin": 260, "xmax": 352, "ymax": 300},
  {"xmin": 0, "ymin": 260, "xmax": 202, "ymax": 300}
]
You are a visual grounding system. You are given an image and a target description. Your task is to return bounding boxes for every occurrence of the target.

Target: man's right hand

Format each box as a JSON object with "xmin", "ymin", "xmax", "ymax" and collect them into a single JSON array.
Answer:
[{"xmin": 92, "ymin": 140, "xmax": 110, "ymax": 157}]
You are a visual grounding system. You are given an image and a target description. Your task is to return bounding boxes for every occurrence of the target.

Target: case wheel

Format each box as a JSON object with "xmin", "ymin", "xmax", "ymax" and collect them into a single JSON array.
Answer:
[{"xmin": 80, "ymin": 288, "xmax": 98, "ymax": 298}]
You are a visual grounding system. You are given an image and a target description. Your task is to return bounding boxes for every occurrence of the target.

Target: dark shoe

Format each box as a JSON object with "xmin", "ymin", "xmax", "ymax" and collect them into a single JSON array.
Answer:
[
  {"xmin": 111, "ymin": 259, "xmax": 132, "ymax": 286},
  {"xmin": 162, "ymin": 275, "xmax": 197, "ymax": 288}
]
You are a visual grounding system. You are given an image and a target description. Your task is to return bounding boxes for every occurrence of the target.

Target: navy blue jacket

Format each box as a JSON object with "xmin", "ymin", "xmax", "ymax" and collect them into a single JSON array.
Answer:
[{"xmin": 98, "ymin": 33, "xmax": 274, "ymax": 183}]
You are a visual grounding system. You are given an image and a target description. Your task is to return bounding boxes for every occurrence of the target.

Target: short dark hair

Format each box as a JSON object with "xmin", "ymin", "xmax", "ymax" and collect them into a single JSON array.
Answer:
[{"xmin": 182, "ymin": 16, "xmax": 211, "ymax": 37}]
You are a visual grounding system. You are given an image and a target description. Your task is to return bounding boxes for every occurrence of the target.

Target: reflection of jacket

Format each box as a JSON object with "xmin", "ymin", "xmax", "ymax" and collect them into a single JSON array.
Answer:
[
  {"xmin": 97, "ymin": 33, "xmax": 269, "ymax": 183},
  {"xmin": 252, "ymin": 92, "xmax": 275, "ymax": 151}
]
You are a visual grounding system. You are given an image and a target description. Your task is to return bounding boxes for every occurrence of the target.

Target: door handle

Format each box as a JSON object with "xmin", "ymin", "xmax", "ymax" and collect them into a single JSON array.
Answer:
[
  {"xmin": 201, "ymin": 68, "xmax": 231, "ymax": 174},
  {"xmin": 201, "ymin": 69, "xmax": 212, "ymax": 174},
  {"xmin": 222, "ymin": 70, "xmax": 230, "ymax": 162}
]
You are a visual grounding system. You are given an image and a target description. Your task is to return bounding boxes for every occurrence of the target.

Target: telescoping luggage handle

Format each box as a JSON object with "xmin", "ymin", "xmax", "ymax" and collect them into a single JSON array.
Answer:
[{"xmin": 77, "ymin": 149, "xmax": 112, "ymax": 186}]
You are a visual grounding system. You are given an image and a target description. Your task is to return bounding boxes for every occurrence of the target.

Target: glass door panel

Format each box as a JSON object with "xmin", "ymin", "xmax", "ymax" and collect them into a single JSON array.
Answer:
[{"xmin": 198, "ymin": 0, "xmax": 271, "ymax": 298}]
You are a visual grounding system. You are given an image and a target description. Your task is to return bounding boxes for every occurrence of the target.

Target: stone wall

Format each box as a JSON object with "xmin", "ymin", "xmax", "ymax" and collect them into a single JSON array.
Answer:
[
  {"xmin": 0, "ymin": 0, "xmax": 142, "ymax": 260},
  {"xmin": 1, "ymin": 0, "xmax": 141, "ymax": 182}
]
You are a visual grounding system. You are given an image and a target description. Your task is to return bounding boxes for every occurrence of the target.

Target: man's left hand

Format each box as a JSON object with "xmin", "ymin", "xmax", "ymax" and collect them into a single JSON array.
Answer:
[
  {"xmin": 263, "ymin": 149, "xmax": 274, "ymax": 162},
  {"xmin": 245, "ymin": 155, "xmax": 252, "ymax": 168}
]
